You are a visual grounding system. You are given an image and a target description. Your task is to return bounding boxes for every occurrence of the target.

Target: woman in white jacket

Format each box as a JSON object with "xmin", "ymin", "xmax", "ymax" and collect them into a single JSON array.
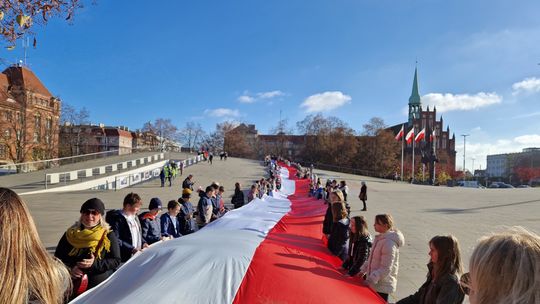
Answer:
[{"xmin": 360, "ymin": 214, "xmax": 405, "ymax": 302}]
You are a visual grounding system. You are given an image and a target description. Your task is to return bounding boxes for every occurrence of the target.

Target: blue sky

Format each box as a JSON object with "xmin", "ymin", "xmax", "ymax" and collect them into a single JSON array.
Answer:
[{"xmin": 2, "ymin": 0, "xmax": 540, "ymax": 171}]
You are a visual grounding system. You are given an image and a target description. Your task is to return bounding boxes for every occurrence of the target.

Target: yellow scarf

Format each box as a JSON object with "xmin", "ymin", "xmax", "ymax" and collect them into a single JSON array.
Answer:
[{"xmin": 66, "ymin": 224, "xmax": 111, "ymax": 259}]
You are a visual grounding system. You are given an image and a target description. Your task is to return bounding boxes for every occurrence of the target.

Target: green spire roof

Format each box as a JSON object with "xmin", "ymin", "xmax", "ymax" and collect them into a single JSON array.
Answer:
[{"xmin": 408, "ymin": 67, "xmax": 421, "ymax": 105}]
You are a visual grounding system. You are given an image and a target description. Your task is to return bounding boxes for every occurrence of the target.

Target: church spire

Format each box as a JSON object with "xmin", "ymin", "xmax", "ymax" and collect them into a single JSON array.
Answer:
[
  {"xmin": 408, "ymin": 67, "xmax": 421, "ymax": 106},
  {"xmin": 408, "ymin": 66, "xmax": 422, "ymax": 125}
]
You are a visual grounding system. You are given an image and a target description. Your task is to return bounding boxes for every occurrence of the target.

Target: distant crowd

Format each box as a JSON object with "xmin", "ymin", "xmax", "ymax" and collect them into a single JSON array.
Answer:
[{"xmin": 0, "ymin": 154, "xmax": 539, "ymax": 304}]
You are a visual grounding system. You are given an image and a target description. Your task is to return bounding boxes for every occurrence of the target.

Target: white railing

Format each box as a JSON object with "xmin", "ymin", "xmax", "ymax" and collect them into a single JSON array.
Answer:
[{"xmin": 45, "ymin": 153, "xmax": 165, "ymax": 189}]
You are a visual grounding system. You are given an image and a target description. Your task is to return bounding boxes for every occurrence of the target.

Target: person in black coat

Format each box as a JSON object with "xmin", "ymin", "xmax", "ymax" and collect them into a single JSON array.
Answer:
[
  {"xmin": 160, "ymin": 200, "xmax": 182, "ymax": 239},
  {"xmin": 231, "ymin": 182, "xmax": 245, "ymax": 209},
  {"xmin": 182, "ymin": 174, "xmax": 195, "ymax": 190},
  {"xmin": 327, "ymin": 201, "xmax": 349, "ymax": 261},
  {"xmin": 359, "ymin": 181, "xmax": 367, "ymax": 211},
  {"xmin": 105, "ymin": 193, "xmax": 147, "ymax": 263},
  {"xmin": 342, "ymin": 216, "xmax": 372, "ymax": 276},
  {"xmin": 178, "ymin": 189, "xmax": 198, "ymax": 235},
  {"xmin": 397, "ymin": 235, "xmax": 465, "ymax": 304},
  {"xmin": 55, "ymin": 198, "xmax": 121, "ymax": 296}
]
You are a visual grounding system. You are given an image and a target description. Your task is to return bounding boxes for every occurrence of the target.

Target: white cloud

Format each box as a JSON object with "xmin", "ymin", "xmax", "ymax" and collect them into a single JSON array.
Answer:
[
  {"xmin": 512, "ymin": 77, "xmax": 540, "ymax": 95},
  {"xmin": 237, "ymin": 90, "xmax": 285, "ymax": 103},
  {"xmin": 514, "ymin": 134, "xmax": 540, "ymax": 146},
  {"xmin": 300, "ymin": 91, "xmax": 351, "ymax": 113},
  {"xmin": 421, "ymin": 92, "xmax": 501, "ymax": 113},
  {"xmin": 237, "ymin": 95, "xmax": 255, "ymax": 103},
  {"xmin": 204, "ymin": 108, "xmax": 240, "ymax": 118},
  {"xmin": 257, "ymin": 90, "xmax": 285, "ymax": 99}
]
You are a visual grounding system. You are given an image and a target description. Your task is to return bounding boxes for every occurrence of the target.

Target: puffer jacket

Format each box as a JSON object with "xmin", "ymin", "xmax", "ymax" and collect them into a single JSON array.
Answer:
[{"xmin": 360, "ymin": 229, "xmax": 405, "ymax": 294}]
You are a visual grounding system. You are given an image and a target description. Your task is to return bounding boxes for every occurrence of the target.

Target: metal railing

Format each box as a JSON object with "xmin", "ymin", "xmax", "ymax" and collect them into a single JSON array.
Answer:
[
  {"xmin": 313, "ymin": 162, "xmax": 382, "ymax": 178},
  {"xmin": 0, "ymin": 148, "xmax": 161, "ymax": 175}
]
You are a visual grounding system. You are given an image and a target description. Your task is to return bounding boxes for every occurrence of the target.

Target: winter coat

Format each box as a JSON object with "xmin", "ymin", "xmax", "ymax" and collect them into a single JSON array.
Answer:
[
  {"xmin": 360, "ymin": 230, "xmax": 405, "ymax": 294},
  {"xmin": 328, "ymin": 218, "xmax": 350, "ymax": 261},
  {"xmin": 139, "ymin": 212, "xmax": 162, "ymax": 245},
  {"xmin": 397, "ymin": 265, "xmax": 464, "ymax": 304},
  {"xmin": 182, "ymin": 178, "xmax": 194, "ymax": 190},
  {"xmin": 359, "ymin": 185, "xmax": 367, "ymax": 201},
  {"xmin": 55, "ymin": 230, "xmax": 121, "ymax": 289},
  {"xmin": 160, "ymin": 213, "xmax": 182, "ymax": 238},
  {"xmin": 211, "ymin": 194, "xmax": 221, "ymax": 217},
  {"xmin": 342, "ymin": 234, "xmax": 372, "ymax": 276},
  {"xmin": 178, "ymin": 200, "xmax": 198, "ymax": 235},
  {"xmin": 106, "ymin": 210, "xmax": 146, "ymax": 263},
  {"xmin": 196, "ymin": 192, "xmax": 213, "ymax": 227},
  {"xmin": 231, "ymin": 189, "xmax": 245, "ymax": 209},
  {"xmin": 322, "ymin": 203, "xmax": 333, "ymax": 235}
]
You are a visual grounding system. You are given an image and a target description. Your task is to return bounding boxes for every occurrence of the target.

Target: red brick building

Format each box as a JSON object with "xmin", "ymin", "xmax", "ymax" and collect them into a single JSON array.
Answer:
[
  {"xmin": 388, "ymin": 68, "xmax": 457, "ymax": 177},
  {"xmin": 0, "ymin": 65, "xmax": 61, "ymax": 165}
]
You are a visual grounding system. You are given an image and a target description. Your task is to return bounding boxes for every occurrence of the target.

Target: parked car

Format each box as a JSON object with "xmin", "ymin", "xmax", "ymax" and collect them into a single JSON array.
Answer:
[
  {"xmin": 488, "ymin": 183, "xmax": 500, "ymax": 188},
  {"xmin": 517, "ymin": 184, "xmax": 531, "ymax": 188},
  {"xmin": 498, "ymin": 183, "xmax": 515, "ymax": 189}
]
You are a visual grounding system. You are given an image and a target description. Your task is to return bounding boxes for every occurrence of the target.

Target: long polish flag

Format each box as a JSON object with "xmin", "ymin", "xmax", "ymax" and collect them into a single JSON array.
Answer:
[
  {"xmin": 395, "ymin": 125, "xmax": 404, "ymax": 141},
  {"xmin": 71, "ymin": 165, "xmax": 385, "ymax": 304},
  {"xmin": 415, "ymin": 128, "xmax": 426, "ymax": 143},
  {"xmin": 405, "ymin": 127, "xmax": 415, "ymax": 144}
]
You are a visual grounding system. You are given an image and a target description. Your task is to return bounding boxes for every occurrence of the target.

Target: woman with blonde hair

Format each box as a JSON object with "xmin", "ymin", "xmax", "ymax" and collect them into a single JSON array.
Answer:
[
  {"xmin": 360, "ymin": 214, "xmax": 405, "ymax": 301},
  {"xmin": 0, "ymin": 187, "xmax": 71, "ymax": 304},
  {"xmin": 397, "ymin": 235, "xmax": 464, "ymax": 304},
  {"xmin": 464, "ymin": 227, "xmax": 540, "ymax": 304},
  {"xmin": 55, "ymin": 198, "xmax": 121, "ymax": 299}
]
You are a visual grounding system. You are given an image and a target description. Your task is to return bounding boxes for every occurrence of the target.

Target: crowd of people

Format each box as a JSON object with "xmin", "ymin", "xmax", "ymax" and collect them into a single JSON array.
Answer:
[{"xmin": 1, "ymin": 154, "xmax": 540, "ymax": 304}]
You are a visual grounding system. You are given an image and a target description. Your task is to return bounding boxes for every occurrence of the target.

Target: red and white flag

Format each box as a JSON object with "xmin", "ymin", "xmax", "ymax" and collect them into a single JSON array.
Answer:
[
  {"xmin": 430, "ymin": 130, "xmax": 436, "ymax": 142},
  {"xmin": 405, "ymin": 128, "xmax": 415, "ymax": 144},
  {"xmin": 415, "ymin": 128, "xmax": 426, "ymax": 143},
  {"xmin": 395, "ymin": 125, "xmax": 404, "ymax": 141}
]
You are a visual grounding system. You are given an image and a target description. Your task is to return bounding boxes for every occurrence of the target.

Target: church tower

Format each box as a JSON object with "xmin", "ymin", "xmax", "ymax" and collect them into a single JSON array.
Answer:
[{"xmin": 408, "ymin": 67, "xmax": 422, "ymax": 126}]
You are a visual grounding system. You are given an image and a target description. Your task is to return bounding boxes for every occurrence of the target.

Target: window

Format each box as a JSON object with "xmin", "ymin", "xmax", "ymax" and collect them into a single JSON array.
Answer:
[
  {"xmin": 5, "ymin": 111, "xmax": 12, "ymax": 122},
  {"xmin": 0, "ymin": 144, "xmax": 5, "ymax": 159},
  {"xmin": 3, "ymin": 129, "xmax": 10, "ymax": 138},
  {"xmin": 33, "ymin": 132, "xmax": 39, "ymax": 143},
  {"xmin": 46, "ymin": 118, "xmax": 52, "ymax": 130}
]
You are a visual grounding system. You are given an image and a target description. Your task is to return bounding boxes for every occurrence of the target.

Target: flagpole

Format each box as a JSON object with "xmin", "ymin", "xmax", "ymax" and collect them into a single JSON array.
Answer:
[
  {"xmin": 412, "ymin": 127, "xmax": 415, "ymax": 183},
  {"xmin": 401, "ymin": 125, "xmax": 404, "ymax": 181}
]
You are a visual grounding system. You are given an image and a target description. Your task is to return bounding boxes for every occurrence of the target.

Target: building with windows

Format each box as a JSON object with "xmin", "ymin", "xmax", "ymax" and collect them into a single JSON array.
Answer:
[{"xmin": 0, "ymin": 64, "xmax": 61, "ymax": 165}]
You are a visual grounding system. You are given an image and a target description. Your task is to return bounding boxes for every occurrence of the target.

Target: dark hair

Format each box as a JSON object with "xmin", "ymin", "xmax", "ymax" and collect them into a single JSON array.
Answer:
[
  {"xmin": 167, "ymin": 200, "xmax": 179, "ymax": 210},
  {"xmin": 218, "ymin": 186, "xmax": 225, "ymax": 192},
  {"xmin": 429, "ymin": 235, "xmax": 462, "ymax": 280},
  {"xmin": 340, "ymin": 180, "xmax": 346, "ymax": 186},
  {"xmin": 235, "ymin": 182, "xmax": 241, "ymax": 190},
  {"xmin": 123, "ymin": 192, "xmax": 141, "ymax": 206},
  {"xmin": 211, "ymin": 183, "xmax": 219, "ymax": 190},
  {"xmin": 350, "ymin": 216, "xmax": 369, "ymax": 240},
  {"xmin": 205, "ymin": 185, "xmax": 214, "ymax": 193}
]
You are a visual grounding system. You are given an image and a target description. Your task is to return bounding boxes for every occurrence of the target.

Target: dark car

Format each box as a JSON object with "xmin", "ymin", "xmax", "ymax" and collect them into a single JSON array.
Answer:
[{"xmin": 488, "ymin": 183, "xmax": 500, "ymax": 188}]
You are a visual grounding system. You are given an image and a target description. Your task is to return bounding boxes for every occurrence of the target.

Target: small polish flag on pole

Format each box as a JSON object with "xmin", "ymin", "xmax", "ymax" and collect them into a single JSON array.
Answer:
[
  {"xmin": 395, "ymin": 125, "xmax": 404, "ymax": 140},
  {"xmin": 415, "ymin": 128, "xmax": 426, "ymax": 143},
  {"xmin": 405, "ymin": 128, "xmax": 415, "ymax": 144},
  {"xmin": 430, "ymin": 130, "xmax": 436, "ymax": 142}
]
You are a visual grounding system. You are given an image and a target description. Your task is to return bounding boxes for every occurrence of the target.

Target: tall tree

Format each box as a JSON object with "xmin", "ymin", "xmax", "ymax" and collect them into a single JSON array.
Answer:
[
  {"xmin": 179, "ymin": 122, "xmax": 205, "ymax": 152},
  {"xmin": 202, "ymin": 121, "xmax": 238, "ymax": 153},
  {"xmin": 356, "ymin": 118, "xmax": 399, "ymax": 177},
  {"xmin": 59, "ymin": 103, "xmax": 91, "ymax": 157}
]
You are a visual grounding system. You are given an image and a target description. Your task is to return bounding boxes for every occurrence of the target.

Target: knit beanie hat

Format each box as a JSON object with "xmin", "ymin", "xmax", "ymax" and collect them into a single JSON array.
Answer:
[{"xmin": 80, "ymin": 198, "xmax": 106, "ymax": 215}]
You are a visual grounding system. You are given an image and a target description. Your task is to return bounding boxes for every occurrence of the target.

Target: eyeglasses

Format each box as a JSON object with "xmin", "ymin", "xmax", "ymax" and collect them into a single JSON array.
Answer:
[
  {"xmin": 460, "ymin": 272, "xmax": 471, "ymax": 295},
  {"xmin": 82, "ymin": 210, "xmax": 100, "ymax": 216}
]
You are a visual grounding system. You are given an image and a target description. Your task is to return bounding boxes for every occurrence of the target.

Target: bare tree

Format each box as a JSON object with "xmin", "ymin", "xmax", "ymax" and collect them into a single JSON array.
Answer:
[
  {"xmin": 361, "ymin": 117, "xmax": 387, "ymax": 136},
  {"xmin": 59, "ymin": 103, "xmax": 91, "ymax": 157},
  {"xmin": 179, "ymin": 122, "xmax": 205, "ymax": 152},
  {"xmin": 142, "ymin": 118, "xmax": 178, "ymax": 150},
  {"xmin": 202, "ymin": 121, "xmax": 238, "ymax": 153}
]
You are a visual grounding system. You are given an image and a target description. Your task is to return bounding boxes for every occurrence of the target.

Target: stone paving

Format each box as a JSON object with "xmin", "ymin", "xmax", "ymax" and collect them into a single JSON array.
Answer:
[{"xmin": 10, "ymin": 157, "xmax": 540, "ymax": 302}]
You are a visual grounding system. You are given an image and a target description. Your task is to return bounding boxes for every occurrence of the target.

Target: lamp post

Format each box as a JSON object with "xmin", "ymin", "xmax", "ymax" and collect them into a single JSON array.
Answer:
[{"xmin": 461, "ymin": 134, "xmax": 469, "ymax": 183}]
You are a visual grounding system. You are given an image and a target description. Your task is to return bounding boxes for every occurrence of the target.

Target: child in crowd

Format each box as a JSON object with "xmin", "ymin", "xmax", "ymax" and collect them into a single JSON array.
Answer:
[
  {"xmin": 342, "ymin": 216, "xmax": 371, "ymax": 276},
  {"xmin": 160, "ymin": 200, "xmax": 182, "ymax": 239},
  {"xmin": 327, "ymin": 201, "xmax": 350, "ymax": 261},
  {"xmin": 397, "ymin": 235, "xmax": 464, "ymax": 304}
]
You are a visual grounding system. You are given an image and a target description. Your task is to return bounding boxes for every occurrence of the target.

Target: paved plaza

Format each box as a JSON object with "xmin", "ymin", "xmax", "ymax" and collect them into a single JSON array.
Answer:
[{"xmin": 10, "ymin": 156, "xmax": 540, "ymax": 302}]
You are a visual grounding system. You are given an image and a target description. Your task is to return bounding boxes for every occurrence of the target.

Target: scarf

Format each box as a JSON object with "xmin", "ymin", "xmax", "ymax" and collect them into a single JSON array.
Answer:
[
  {"xmin": 66, "ymin": 224, "xmax": 111, "ymax": 259},
  {"xmin": 142, "ymin": 212, "xmax": 157, "ymax": 221}
]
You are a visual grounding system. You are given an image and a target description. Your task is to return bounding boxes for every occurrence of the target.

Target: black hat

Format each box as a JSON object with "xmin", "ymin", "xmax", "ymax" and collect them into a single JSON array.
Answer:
[
  {"xmin": 149, "ymin": 197, "xmax": 162, "ymax": 210},
  {"xmin": 80, "ymin": 198, "xmax": 105, "ymax": 215}
]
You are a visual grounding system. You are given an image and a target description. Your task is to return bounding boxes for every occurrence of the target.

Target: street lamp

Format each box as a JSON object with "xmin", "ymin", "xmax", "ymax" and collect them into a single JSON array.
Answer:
[{"xmin": 461, "ymin": 134, "xmax": 469, "ymax": 183}]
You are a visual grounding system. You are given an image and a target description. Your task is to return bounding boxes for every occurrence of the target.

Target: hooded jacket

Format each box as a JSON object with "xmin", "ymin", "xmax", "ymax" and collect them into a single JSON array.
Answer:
[{"xmin": 361, "ymin": 229, "xmax": 405, "ymax": 294}]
